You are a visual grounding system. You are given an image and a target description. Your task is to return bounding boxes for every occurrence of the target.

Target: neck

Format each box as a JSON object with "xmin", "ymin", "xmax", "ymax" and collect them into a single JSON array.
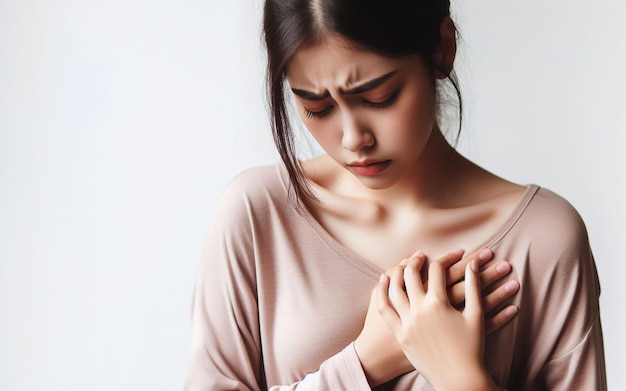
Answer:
[{"xmin": 347, "ymin": 127, "xmax": 466, "ymax": 209}]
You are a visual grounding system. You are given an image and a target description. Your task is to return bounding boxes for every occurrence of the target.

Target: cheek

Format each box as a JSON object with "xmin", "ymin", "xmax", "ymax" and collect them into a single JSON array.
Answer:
[
  {"xmin": 294, "ymin": 102, "xmax": 337, "ymax": 144},
  {"xmin": 375, "ymin": 108, "xmax": 435, "ymax": 160},
  {"xmin": 303, "ymin": 120, "xmax": 342, "ymax": 153},
  {"xmin": 384, "ymin": 97, "xmax": 436, "ymax": 141}
]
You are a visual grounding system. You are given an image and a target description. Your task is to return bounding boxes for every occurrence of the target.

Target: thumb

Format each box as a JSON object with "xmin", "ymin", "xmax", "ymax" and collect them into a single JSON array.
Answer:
[{"xmin": 464, "ymin": 260, "xmax": 483, "ymax": 324}]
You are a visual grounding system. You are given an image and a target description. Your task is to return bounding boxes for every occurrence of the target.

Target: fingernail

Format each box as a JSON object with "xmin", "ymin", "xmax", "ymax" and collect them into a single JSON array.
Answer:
[
  {"xmin": 504, "ymin": 306, "xmax": 518, "ymax": 316},
  {"xmin": 470, "ymin": 260, "xmax": 479, "ymax": 273},
  {"xmin": 399, "ymin": 258, "xmax": 409, "ymax": 266},
  {"xmin": 478, "ymin": 249, "xmax": 492, "ymax": 261},
  {"xmin": 495, "ymin": 262, "xmax": 511, "ymax": 274},
  {"xmin": 379, "ymin": 273, "xmax": 386, "ymax": 283},
  {"xmin": 504, "ymin": 281, "xmax": 519, "ymax": 293}
]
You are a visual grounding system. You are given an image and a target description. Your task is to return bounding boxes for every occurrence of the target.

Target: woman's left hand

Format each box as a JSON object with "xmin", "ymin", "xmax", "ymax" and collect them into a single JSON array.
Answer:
[{"xmin": 376, "ymin": 251, "xmax": 500, "ymax": 390}]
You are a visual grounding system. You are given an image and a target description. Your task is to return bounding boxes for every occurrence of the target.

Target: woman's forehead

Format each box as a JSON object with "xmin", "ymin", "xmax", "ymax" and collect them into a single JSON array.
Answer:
[{"xmin": 286, "ymin": 37, "xmax": 411, "ymax": 91}]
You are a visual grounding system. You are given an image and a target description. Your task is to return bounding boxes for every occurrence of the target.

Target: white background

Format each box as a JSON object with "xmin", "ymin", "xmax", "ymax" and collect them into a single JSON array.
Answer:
[{"xmin": 1, "ymin": 1, "xmax": 624, "ymax": 389}]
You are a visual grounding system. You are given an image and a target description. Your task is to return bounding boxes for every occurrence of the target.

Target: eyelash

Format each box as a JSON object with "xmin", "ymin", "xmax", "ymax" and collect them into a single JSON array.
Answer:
[
  {"xmin": 304, "ymin": 90, "xmax": 400, "ymax": 120},
  {"xmin": 305, "ymin": 106, "xmax": 333, "ymax": 120}
]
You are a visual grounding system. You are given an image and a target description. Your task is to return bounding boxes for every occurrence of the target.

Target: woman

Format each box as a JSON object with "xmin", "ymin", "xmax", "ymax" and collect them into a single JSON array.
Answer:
[{"xmin": 185, "ymin": 0, "xmax": 606, "ymax": 389}]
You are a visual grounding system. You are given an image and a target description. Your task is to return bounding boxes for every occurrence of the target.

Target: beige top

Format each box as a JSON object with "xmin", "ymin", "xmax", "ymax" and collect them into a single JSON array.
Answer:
[{"xmin": 184, "ymin": 164, "xmax": 606, "ymax": 390}]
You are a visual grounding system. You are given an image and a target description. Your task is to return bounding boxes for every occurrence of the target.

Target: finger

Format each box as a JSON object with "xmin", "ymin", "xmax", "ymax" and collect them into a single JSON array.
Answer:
[
  {"xmin": 479, "ymin": 261, "xmax": 512, "ymax": 288},
  {"xmin": 426, "ymin": 260, "xmax": 448, "ymax": 300},
  {"xmin": 403, "ymin": 251, "xmax": 426, "ymax": 302},
  {"xmin": 446, "ymin": 248, "xmax": 493, "ymax": 287},
  {"xmin": 376, "ymin": 273, "xmax": 402, "ymax": 333},
  {"xmin": 483, "ymin": 280, "xmax": 520, "ymax": 313},
  {"xmin": 448, "ymin": 261, "xmax": 513, "ymax": 306},
  {"xmin": 388, "ymin": 264, "xmax": 410, "ymax": 315},
  {"xmin": 423, "ymin": 249, "xmax": 465, "ymax": 291},
  {"xmin": 485, "ymin": 305, "xmax": 518, "ymax": 335},
  {"xmin": 436, "ymin": 248, "xmax": 466, "ymax": 270},
  {"xmin": 463, "ymin": 260, "xmax": 483, "ymax": 323}
]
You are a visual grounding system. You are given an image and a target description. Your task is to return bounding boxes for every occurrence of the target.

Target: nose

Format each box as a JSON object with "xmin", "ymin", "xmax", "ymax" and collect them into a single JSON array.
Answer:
[{"xmin": 341, "ymin": 112, "xmax": 374, "ymax": 152}]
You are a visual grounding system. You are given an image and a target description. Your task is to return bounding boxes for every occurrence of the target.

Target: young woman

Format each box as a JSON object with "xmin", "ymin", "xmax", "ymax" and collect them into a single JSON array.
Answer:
[{"xmin": 185, "ymin": 1, "xmax": 606, "ymax": 389}]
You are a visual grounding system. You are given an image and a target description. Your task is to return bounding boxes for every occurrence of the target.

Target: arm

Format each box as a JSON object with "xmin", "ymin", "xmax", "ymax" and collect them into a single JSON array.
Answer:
[
  {"xmin": 532, "ymin": 220, "xmax": 607, "ymax": 390},
  {"xmin": 541, "ymin": 317, "xmax": 606, "ymax": 390},
  {"xmin": 184, "ymin": 188, "xmax": 262, "ymax": 390},
  {"xmin": 183, "ymin": 179, "xmax": 372, "ymax": 390},
  {"xmin": 482, "ymin": 190, "xmax": 607, "ymax": 390}
]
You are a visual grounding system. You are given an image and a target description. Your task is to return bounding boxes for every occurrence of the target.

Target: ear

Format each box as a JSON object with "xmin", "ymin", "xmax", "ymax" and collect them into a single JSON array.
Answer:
[{"xmin": 434, "ymin": 17, "xmax": 457, "ymax": 79}]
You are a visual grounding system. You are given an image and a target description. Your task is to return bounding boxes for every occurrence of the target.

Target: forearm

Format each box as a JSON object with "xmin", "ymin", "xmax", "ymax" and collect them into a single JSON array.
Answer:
[{"xmin": 268, "ymin": 344, "xmax": 372, "ymax": 391}]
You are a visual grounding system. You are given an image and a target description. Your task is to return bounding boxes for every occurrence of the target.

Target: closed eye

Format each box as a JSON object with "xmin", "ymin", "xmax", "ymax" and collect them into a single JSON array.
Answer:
[
  {"xmin": 303, "ymin": 88, "xmax": 400, "ymax": 119},
  {"xmin": 363, "ymin": 90, "xmax": 400, "ymax": 109},
  {"xmin": 304, "ymin": 106, "xmax": 334, "ymax": 119}
]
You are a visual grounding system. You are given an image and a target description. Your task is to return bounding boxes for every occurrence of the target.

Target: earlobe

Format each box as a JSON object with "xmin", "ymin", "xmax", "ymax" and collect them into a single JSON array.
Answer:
[{"xmin": 434, "ymin": 17, "xmax": 457, "ymax": 79}]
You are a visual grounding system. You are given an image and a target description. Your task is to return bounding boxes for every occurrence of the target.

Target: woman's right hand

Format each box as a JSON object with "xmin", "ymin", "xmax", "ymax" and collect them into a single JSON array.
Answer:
[{"xmin": 353, "ymin": 248, "xmax": 519, "ymax": 387}]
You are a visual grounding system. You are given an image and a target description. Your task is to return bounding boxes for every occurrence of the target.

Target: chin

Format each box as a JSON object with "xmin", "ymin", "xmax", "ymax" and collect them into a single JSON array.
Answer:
[{"xmin": 354, "ymin": 175, "xmax": 397, "ymax": 190}]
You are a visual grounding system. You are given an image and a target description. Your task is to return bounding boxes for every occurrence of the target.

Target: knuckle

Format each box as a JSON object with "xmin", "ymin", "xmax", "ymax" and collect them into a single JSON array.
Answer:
[
  {"xmin": 403, "ymin": 262, "xmax": 412, "ymax": 273},
  {"xmin": 398, "ymin": 331, "xmax": 413, "ymax": 346},
  {"xmin": 392, "ymin": 264, "xmax": 405, "ymax": 275},
  {"xmin": 483, "ymin": 293, "xmax": 499, "ymax": 311}
]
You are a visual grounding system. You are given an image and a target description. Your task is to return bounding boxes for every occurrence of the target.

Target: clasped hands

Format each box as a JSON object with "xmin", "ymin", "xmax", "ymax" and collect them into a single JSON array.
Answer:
[{"xmin": 354, "ymin": 248, "xmax": 519, "ymax": 389}]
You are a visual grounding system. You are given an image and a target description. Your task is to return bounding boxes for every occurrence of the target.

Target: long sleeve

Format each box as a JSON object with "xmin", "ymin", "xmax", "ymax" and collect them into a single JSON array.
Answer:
[
  {"xmin": 485, "ymin": 187, "xmax": 607, "ymax": 390},
  {"xmin": 530, "ymin": 197, "xmax": 607, "ymax": 390},
  {"xmin": 541, "ymin": 316, "xmax": 606, "ymax": 390},
  {"xmin": 183, "ymin": 168, "xmax": 373, "ymax": 390},
  {"xmin": 184, "ymin": 182, "xmax": 262, "ymax": 390}
]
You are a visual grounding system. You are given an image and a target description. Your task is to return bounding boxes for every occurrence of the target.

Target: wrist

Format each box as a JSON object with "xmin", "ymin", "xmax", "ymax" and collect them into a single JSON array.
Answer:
[
  {"xmin": 353, "ymin": 337, "xmax": 413, "ymax": 387},
  {"xmin": 430, "ymin": 364, "xmax": 500, "ymax": 391}
]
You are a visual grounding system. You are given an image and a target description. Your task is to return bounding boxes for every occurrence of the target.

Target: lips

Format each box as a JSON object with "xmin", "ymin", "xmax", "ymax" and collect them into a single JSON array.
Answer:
[{"xmin": 347, "ymin": 160, "xmax": 391, "ymax": 176}]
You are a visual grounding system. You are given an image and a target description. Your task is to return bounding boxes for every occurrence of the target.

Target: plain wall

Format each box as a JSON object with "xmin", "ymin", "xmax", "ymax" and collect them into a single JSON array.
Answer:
[{"xmin": 1, "ymin": 1, "xmax": 624, "ymax": 389}]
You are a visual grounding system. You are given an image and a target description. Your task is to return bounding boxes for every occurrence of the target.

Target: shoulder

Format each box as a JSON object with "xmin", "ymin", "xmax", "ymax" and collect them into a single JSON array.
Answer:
[
  {"xmin": 223, "ymin": 164, "xmax": 287, "ymax": 197},
  {"xmin": 211, "ymin": 164, "xmax": 291, "ymax": 227},
  {"xmin": 495, "ymin": 185, "xmax": 594, "ymax": 275},
  {"xmin": 203, "ymin": 164, "xmax": 291, "ymax": 254},
  {"xmin": 220, "ymin": 164, "xmax": 288, "ymax": 205},
  {"xmin": 522, "ymin": 186, "xmax": 589, "ymax": 246},
  {"xmin": 511, "ymin": 185, "xmax": 595, "ymax": 278}
]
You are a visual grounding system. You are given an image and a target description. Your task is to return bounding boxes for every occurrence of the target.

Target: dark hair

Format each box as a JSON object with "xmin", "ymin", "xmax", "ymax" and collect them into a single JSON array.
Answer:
[{"xmin": 262, "ymin": 0, "xmax": 462, "ymax": 206}]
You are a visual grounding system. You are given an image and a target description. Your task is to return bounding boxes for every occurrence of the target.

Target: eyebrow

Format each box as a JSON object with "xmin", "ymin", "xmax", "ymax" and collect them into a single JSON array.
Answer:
[{"xmin": 291, "ymin": 70, "xmax": 398, "ymax": 101}]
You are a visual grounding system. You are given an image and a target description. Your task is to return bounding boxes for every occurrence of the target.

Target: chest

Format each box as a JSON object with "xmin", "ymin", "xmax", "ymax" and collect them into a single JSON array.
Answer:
[
  {"xmin": 315, "ymin": 207, "xmax": 508, "ymax": 271},
  {"xmin": 256, "ymin": 244, "xmax": 376, "ymax": 385}
]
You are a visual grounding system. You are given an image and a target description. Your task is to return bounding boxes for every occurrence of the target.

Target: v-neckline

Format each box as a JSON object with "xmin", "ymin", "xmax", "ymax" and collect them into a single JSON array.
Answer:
[{"xmin": 276, "ymin": 163, "xmax": 540, "ymax": 278}]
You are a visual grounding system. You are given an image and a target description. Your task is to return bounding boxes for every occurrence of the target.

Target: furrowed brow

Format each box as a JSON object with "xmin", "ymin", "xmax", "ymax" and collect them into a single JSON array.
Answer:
[
  {"xmin": 290, "ymin": 70, "xmax": 397, "ymax": 101},
  {"xmin": 290, "ymin": 89, "xmax": 331, "ymax": 101},
  {"xmin": 342, "ymin": 70, "xmax": 397, "ymax": 95}
]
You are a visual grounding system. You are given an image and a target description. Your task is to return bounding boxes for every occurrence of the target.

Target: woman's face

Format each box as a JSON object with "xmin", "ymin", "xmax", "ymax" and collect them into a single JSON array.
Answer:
[{"xmin": 286, "ymin": 36, "xmax": 439, "ymax": 190}]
